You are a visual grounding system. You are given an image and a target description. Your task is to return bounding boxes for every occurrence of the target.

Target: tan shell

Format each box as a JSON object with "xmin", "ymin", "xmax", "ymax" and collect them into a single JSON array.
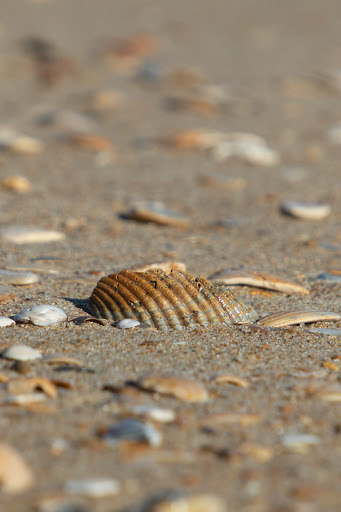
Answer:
[{"xmin": 88, "ymin": 269, "xmax": 259, "ymax": 331}]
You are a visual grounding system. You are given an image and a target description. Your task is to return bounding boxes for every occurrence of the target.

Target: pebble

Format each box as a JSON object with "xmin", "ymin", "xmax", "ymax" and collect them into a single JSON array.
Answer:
[
  {"xmin": 0, "ymin": 175, "xmax": 32, "ymax": 193},
  {"xmin": 0, "ymin": 443, "xmax": 34, "ymax": 493},
  {"xmin": 1, "ymin": 225, "xmax": 66, "ymax": 244},
  {"xmin": 125, "ymin": 201, "xmax": 190, "ymax": 228},
  {"xmin": 101, "ymin": 418, "xmax": 162, "ymax": 447},
  {"xmin": 280, "ymin": 200, "xmax": 331, "ymax": 220},
  {"xmin": 0, "ymin": 285, "xmax": 16, "ymax": 302},
  {"xmin": 65, "ymin": 478, "xmax": 120, "ymax": 497},
  {"xmin": 209, "ymin": 269, "xmax": 309, "ymax": 294},
  {"xmin": 13, "ymin": 305, "xmax": 67, "ymax": 326},
  {"xmin": 0, "ymin": 317, "xmax": 15, "ymax": 327},
  {"xmin": 115, "ymin": 318, "xmax": 141, "ymax": 329},
  {"xmin": 137, "ymin": 374, "xmax": 209, "ymax": 402},
  {"xmin": 282, "ymin": 434, "xmax": 319, "ymax": 453},
  {"xmin": 2, "ymin": 343, "xmax": 43, "ymax": 361},
  {"xmin": 258, "ymin": 309, "xmax": 341, "ymax": 327},
  {"xmin": 0, "ymin": 269, "xmax": 39, "ymax": 285}
]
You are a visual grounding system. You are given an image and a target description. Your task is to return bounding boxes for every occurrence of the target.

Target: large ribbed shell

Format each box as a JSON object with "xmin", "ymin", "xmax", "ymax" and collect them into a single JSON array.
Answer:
[{"xmin": 88, "ymin": 269, "xmax": 259, "ymax": 331}]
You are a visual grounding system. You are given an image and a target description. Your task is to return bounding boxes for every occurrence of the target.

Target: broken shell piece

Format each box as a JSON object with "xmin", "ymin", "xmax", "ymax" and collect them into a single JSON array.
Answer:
[
  {"xmin": 199, "ymin": 413, "xmax": 260, "ymax": 427},
  {"xmin": 0, "ymin": 443, "xmax": 34, "ymax": 493},
  {"xmin": 101, "ymin": 418, "xmax": 162, "ymax": 447},
  {"xmin": 0, "ymin": 128, "xmax": 43, "ymax": 154},
  {"xmin": 88, "ymin": 269, "xmax": 259, "ymax": 330},
  {"xmin": 2, "ymin": 344, "xmax": 42, "ymax": 361},
  {"xmin": 137, "ymin": 374, "xmax": 209, "ymax": 402},
  {"xmin": 13, "ymin": 305, "xmax": 67, "ymax": 326},
  {"xmin": 1, "ymin": 225, "xmax": 65, "ymax": 244},
  {"xmin": 0, "ymin": 317, "xmax": 16, "ymax": 328},
  {"xmin": 280, "ymin": 200, "xmax": 331, "ymax": 220},
  {"xmin": 115, "ymin": 318, "xmax": 141, "ymax": 329},
  {"xmin": 208, "ymin": 269, "xmax": 309, "ymax": 294},
  {"xmin": 213, "ymin": 374, "xmax": 250, "ymax": 388},
  {"xmin": 5, "ymin": 377, "xmax": 57, "ymax": 398},
  {"xmin": 0, "ymin": 269, "xmax": 39, "ymax": 285},
  {"xmin": 65, "ymin": 478, "xmax": 120, "ymax": 497},
  {"xmin": 131, "ymin": 405, "xmax": 176, "ymax": 423},
  {"xmin": 125, "ymin": 201, "xmax": 190, "ymax": 228},
  {"xmin": 0, "ymin": 175, "xmax": 32, "ymax": 193},
  {"xmin": 129, "ymin": 261, "xmax": 186, "ymax": 274},
  {"xmin": 64, "ymin": 133, "xmax": 113, "ymax": 153},
  {"xmin": 316, "ymin": 271, "xmax": 341, "ymax": 282},
  {"xmin": 258, "ymin": 309, "xmax": 341, "ymax": 327},
  {"xmin": 0, "ymin": 317, "xmax": 15, "ymax": 327}
]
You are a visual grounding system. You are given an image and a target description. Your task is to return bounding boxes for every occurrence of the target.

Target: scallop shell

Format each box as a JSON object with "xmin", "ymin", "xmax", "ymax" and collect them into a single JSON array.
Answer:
[{"xmin": 88, "ymin": 269, "xmax": 259, "ymax": 331}]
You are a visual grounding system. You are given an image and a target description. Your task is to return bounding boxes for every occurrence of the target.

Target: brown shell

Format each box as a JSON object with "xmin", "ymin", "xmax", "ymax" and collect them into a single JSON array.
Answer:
[{"xmin": 88, "ymin": 269, "xmax": 259, "ymax": 331}]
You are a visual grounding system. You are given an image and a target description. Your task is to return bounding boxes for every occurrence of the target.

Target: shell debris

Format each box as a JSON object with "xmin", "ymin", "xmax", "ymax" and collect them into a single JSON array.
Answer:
[
  {"xmin": 13, "ymin": 305, "xmax": 67, "ymax": 326},
  {"xmin": 0, "ymin": 175, "xmax": 32, "ymax": 193},
  {"xmin": 88, "ymin": 268, "xmax": 259, "ymax": 330},
  {"xmin": 208, "ymin": 269, "xmax": 309, "ymax": 294},
  {"xmin": 124, "ymin": 201, "xmax": 190, "ymax": 228},
  {"xmin": 2, "ymin": 344, "xmax": 42, "ymax": 361},
  {"xmin": 137, "ymin": 374, "xmax": 209, "ymax": 403}
]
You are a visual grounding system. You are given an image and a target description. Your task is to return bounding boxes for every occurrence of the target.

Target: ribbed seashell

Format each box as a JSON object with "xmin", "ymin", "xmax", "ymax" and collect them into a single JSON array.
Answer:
[
  {"xmin": 88, "ymin": 269, "xmax": 259, "ymax": 331},
  {"xmin": 13, "ymin": 305, "xmax": 67, "ymax": 326}
]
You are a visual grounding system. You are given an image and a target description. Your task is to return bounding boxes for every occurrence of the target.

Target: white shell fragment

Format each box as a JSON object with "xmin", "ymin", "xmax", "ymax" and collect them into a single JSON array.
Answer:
[
  {"xmin": 0, "ymin": 317, "xmax": 15, "ymax": 327},
  {"xmin": 115, "ymin": 318, "xmax": 141, "ymax": 329},
  {"xmin": 1, "ymin": 226, "xmax": 66, "ymax": 244},
  {"xmin": 65, "ymin": 478, "xmax": 120, "ymax": 497},
  {"xmin": 131, "ymin": 405, "xmax": 176, "ymax": 423},
  {"xmin": 280, "ymin": 200, "xmax": 331, "ymax": 220},
  {"xmin": 13, "ymin": 305, "xmax": 67, "ymax": 326},
  {"xmin": 102, "ymin": 418, "xmax": 162, "ymax": 447},
  {"xmin": 208, "ymin": 269, "xmax": 309, "ymax": 294},
  {"xmin": 2, "ymin": 343, "xmax": 42, "ymax": 361},
  {"xmin": 258, "ymin": 309, "xmax": 341, "ymax": 327},
  {"xmin": 0, "ymin": 270, "xmax": 39, "ymax": 285}
]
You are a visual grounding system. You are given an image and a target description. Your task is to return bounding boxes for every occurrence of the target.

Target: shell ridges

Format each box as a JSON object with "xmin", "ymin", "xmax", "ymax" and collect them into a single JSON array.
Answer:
[{"xmin": 88, "ymin": 269, "xmax": 258, "ymax": 330}]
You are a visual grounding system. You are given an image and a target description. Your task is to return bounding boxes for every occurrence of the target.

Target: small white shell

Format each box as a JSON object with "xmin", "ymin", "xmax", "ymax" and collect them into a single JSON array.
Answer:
[
  {"xmin": 280, "ymin": 200, "xmax": 331, "ymax": 220},
  {"xmin": 13, "ymin": 305, "xmax": 67, "ymax": 326},
  {"xmin": 115, "ymin": 318, "xmax": 141, "ymax": 329},
  {"xmin": 0, "ymin": 317, "xmax": 15, "ymax": 327},
  {"xmin": 2, "ymin": 343, "xmax": 42, "ymax": 361}
]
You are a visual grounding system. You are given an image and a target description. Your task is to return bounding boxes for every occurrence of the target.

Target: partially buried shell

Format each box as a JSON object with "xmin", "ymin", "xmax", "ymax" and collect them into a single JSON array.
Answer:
[{"xmin": 88, "ymin": 269, "xmax": 259, "ymax": 331}]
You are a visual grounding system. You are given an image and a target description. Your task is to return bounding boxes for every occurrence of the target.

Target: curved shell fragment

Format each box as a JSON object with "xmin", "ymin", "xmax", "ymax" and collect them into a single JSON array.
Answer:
[
  {"xmin": 2, "ymin": 343, "xmax": 42, "ymax": 361},
  {"xmin": 280, "ymin": 200, "xmax": 331, "ymax": 220},
  {"xmin": 258, "ymin": 309, "xmax": 341, "ymax": 327},
  {"xmin": 0, "ymin": 317, "xmax": 15, "ymax": 327},
  {"xmin": 0, "ymin": 270, "xmax": 39, "ymax": 285},
  {"xmin": 208, "ymin": 269, "xmax": 309, "ymax": 294},
  {"xmin": 1, "ymin": 225, "xmax": 65, "ymax": 244},
  {"xmin": 137, "ymin": 374, "xmax": 209, "ymax": 402},
  {"xmin": 13, "ymin": 305, "xmax": 67, "ymax": 326}
]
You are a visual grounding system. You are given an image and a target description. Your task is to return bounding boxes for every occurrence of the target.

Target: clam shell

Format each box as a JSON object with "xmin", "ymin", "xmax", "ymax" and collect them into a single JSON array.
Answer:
[{"xmin": 88, "ymin": 269, "xmax": 259, "ymax": 331}]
